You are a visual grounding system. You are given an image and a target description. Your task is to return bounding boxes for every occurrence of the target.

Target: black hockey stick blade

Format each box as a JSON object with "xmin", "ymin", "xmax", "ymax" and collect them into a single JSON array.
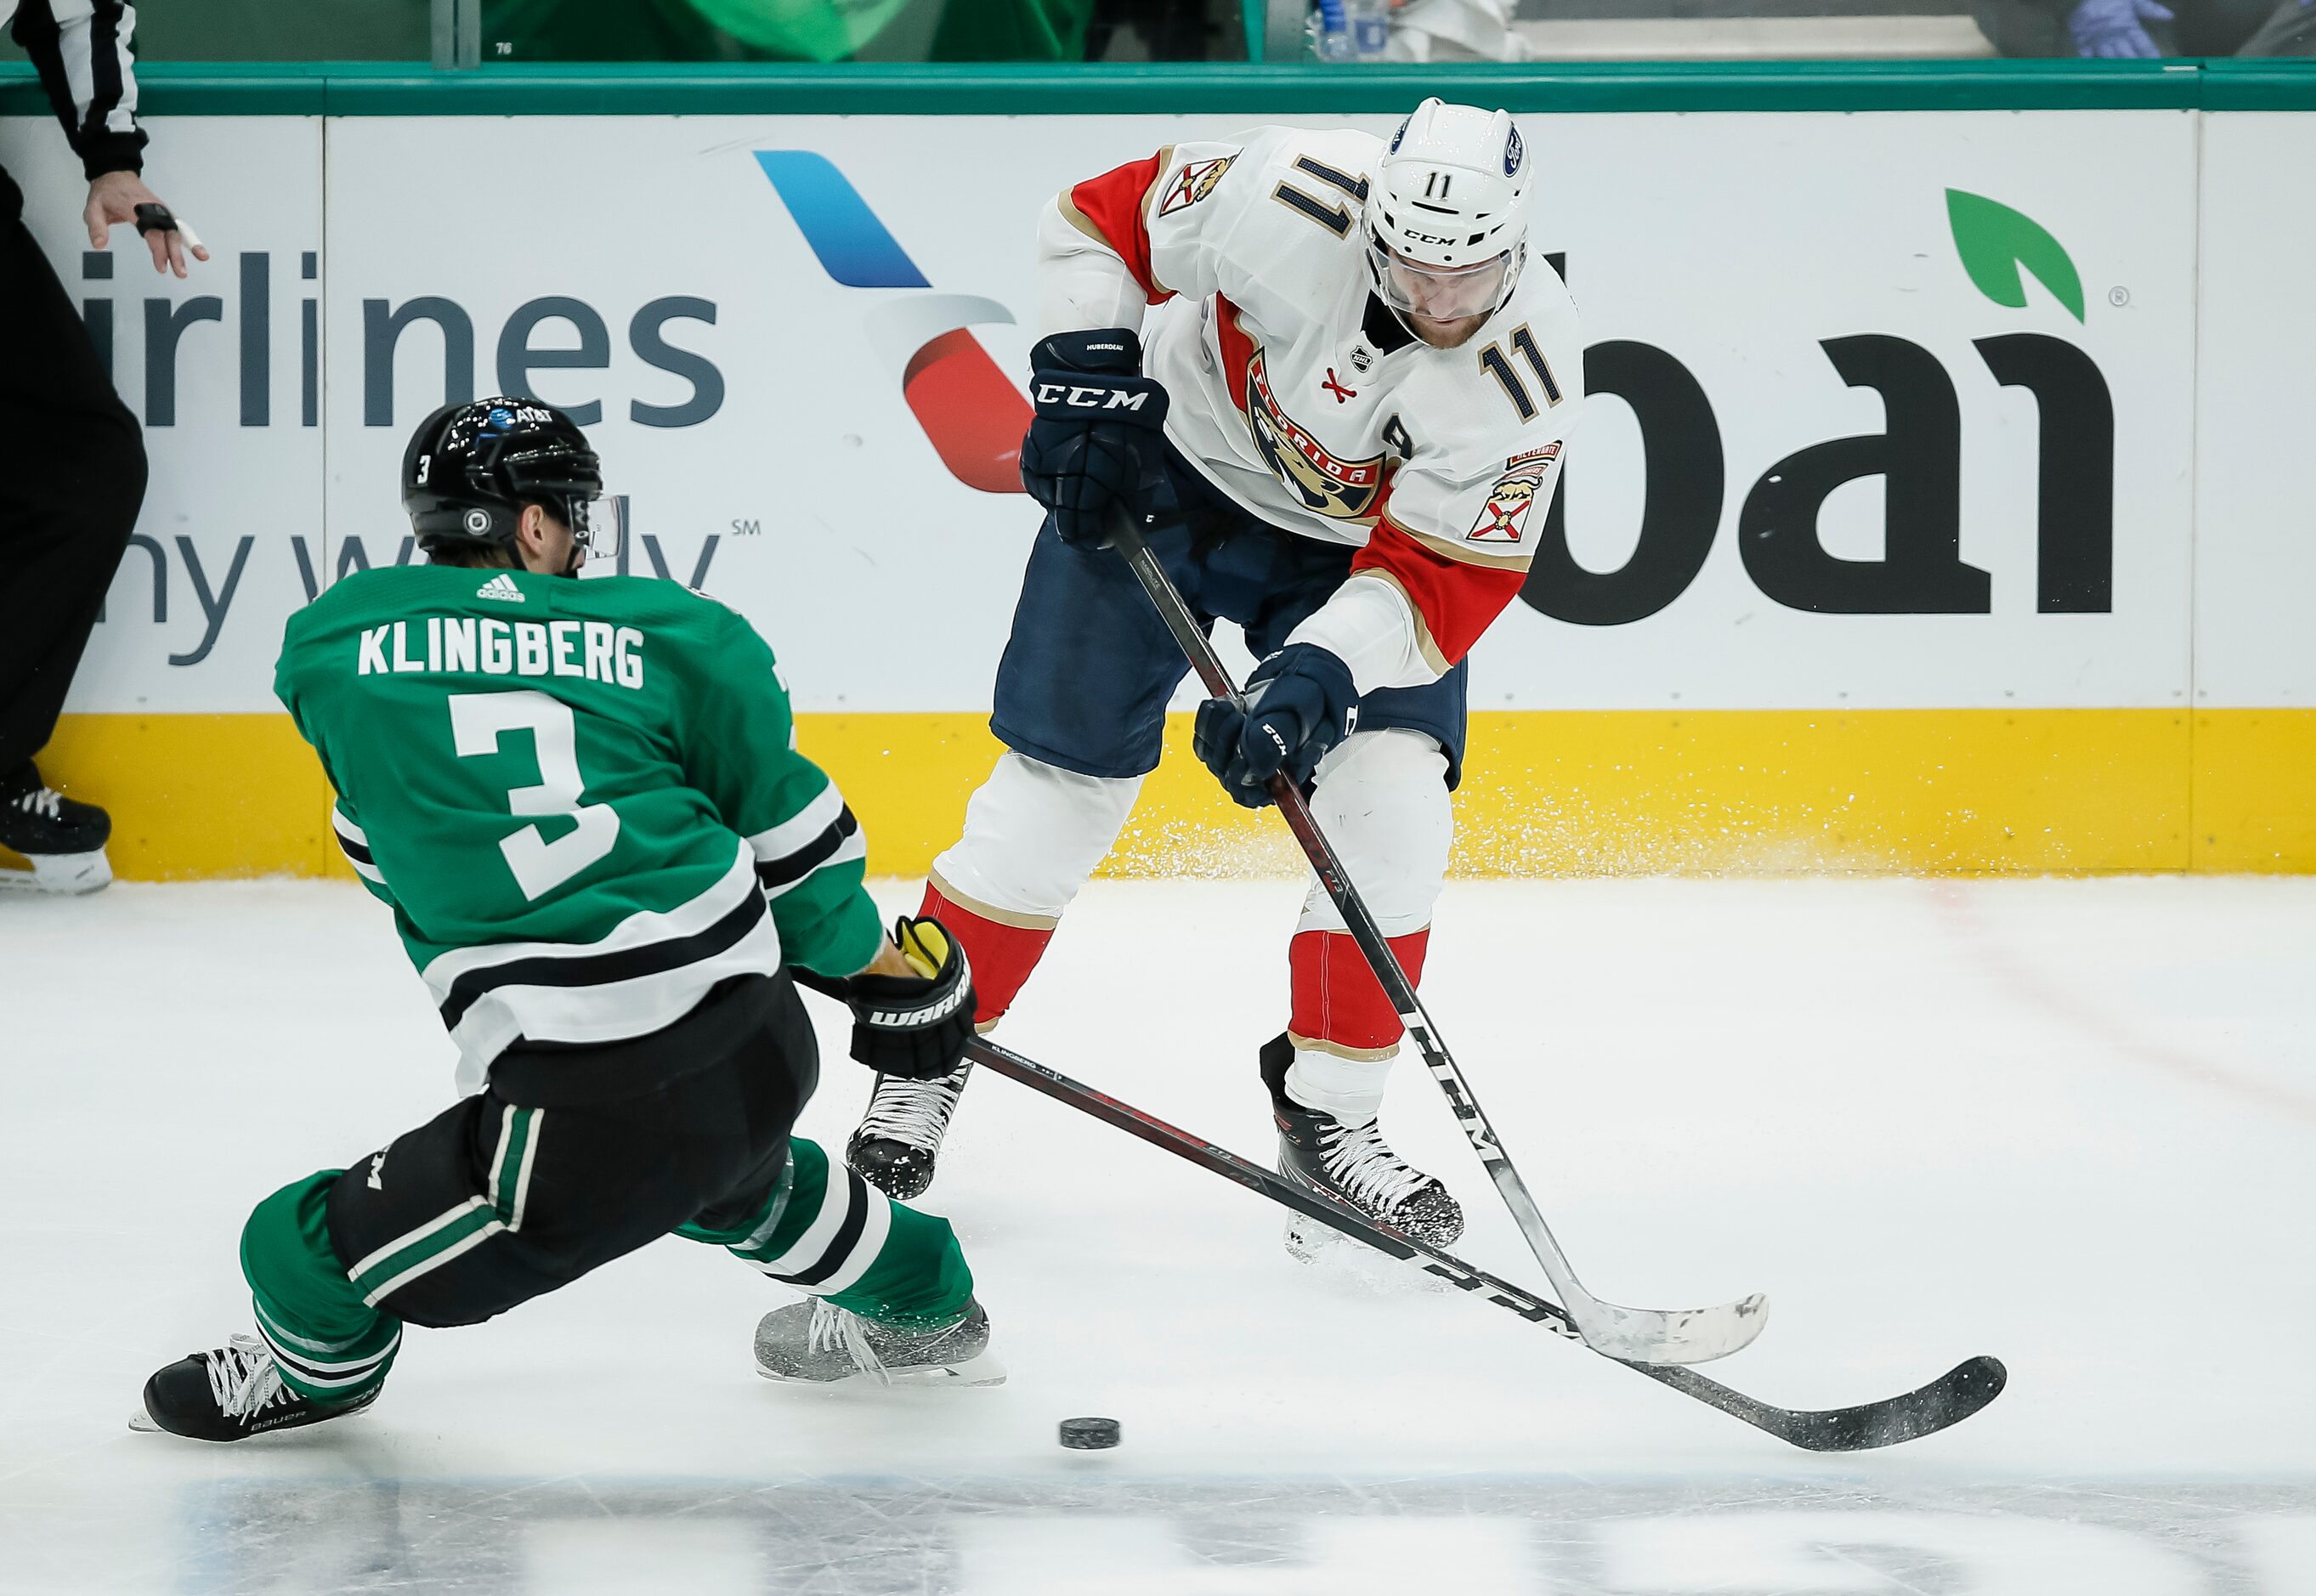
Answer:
[
  {"xmin": 969, "ymin": 1035, "xmax": 2007, "ymax": 1452},
  {"xmin": 1634, "ymin": 1355, "xmax": 2008, "ymax": 1453}
]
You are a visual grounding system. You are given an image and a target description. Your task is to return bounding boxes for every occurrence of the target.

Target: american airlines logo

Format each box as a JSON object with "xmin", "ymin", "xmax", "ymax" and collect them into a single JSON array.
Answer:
[{"xmin": 756, "ymin": 151, "xmax": 1029, "ymax": 498}]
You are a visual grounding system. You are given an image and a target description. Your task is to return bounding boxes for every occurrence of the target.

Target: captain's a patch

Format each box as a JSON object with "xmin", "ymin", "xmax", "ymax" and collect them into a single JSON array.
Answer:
[
  {"xmin": 1466, "ymin": 442, "xmax": 1562, "ymax": 546},
  {"xmin": 1160, "ymin": 154, "xmax": 1237, "ymax": 216}
]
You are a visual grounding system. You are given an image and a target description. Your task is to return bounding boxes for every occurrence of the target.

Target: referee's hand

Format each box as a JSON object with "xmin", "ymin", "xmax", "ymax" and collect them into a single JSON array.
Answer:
[{"xmin": 84, "ymin": 171, "xmax": 209, "ymax": 279}]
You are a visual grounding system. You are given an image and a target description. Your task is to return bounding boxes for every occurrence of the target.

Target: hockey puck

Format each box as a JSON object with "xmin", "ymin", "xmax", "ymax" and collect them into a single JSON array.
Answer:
[{"xmin": 1058, "ymin": 1416, "xmax": 1120, "ymax": 1450}]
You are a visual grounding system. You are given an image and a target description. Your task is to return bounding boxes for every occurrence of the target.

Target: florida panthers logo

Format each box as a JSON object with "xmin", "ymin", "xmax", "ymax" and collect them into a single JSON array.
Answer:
[
  {"xmin": 1242, "ymin": 350, "xmax": 1385, "ymax": 521},
  {"xmin": 1160, "ymin": 154, "xmax": 1237, "ymax": 216},
  {"xmin": 1467, "ymin": 442, "xmax": 1560, "ymax": 545}
]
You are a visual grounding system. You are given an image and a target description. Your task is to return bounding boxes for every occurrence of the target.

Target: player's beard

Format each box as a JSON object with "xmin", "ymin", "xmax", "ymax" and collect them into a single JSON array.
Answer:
[{"xmin": 1406, "ymin": 311, "xmax": 1488, "ymax": 349}]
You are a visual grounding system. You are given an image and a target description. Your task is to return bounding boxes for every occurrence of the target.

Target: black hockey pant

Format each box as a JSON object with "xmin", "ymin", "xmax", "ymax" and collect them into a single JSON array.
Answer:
[
  {"xmin": 237, "ymin": 974, "xmax": 977, "ymax": 1405},
  {"xmin": 0, "ymin": 168, "xmax": 144, "ymax": 774}
]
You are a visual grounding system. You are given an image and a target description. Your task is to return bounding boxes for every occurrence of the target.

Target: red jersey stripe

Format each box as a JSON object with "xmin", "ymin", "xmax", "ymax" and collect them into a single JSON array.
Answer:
[{"xmin": 1064, "ymin": 151, "xmax": 1171, "ymax": 307}]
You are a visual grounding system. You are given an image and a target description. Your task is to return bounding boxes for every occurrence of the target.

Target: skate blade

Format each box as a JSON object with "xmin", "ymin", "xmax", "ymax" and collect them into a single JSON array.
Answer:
[
  {"xmin": 0, "ymin": 849, "xmax": 111, "ymax": 895},
  {"xmin": 127, "ymin": 1409, "xmax": 159, "ymax": 1434},
  {"xmin": 1283, "ymin": 1216, "xmax": 1452, "ymax": 1294},
  {"xmin": 756, "ymin": 1351, "xmax": 1007, "ymax": 1389}
]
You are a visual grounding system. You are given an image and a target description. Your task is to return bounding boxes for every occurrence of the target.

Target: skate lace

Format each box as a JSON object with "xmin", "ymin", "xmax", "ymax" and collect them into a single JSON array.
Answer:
[
  {"xmin": 806, "ymin": 1298, "xmax": 892, "ymax": 1387},
  {"xmin": 14, "ymin": 788, "xmax": 61, "ymax": 820},
  {"xmin": 855, "ymin": 1069, "xmax": 964, "ymax": 1149},
  {"xmin": 205, "ymin": 1334, "xmax": 292, "ymax": 1420},
  {"xmin": 1317, "ymin": 1118, "xmax": 1434, "ymax": 1217}
]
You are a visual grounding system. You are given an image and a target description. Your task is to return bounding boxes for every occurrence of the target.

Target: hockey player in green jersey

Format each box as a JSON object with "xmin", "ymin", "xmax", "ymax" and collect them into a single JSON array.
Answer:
[{"xmin": 133, "ymin": 399, "xmax": 998, "ymax": 1443}]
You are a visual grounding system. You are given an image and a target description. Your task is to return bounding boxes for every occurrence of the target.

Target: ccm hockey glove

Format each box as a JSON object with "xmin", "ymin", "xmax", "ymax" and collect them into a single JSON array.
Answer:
[
  {"xmin": 1019, "ymin": 328, "xmax": 1169, "ymax": 548},
  {"xmin": 837, "ymin": 916, "xmax": 977, "ymax": 1081},
  {"xmin": 1192, "ymin": 645, "xmax": 1361, "ymax": 809}
]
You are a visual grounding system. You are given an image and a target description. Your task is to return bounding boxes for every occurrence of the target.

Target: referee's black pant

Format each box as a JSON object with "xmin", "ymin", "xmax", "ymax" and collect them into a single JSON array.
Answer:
[{"xmin": 0, "ymin": 167, "xmax": 144, "ymax": 774}]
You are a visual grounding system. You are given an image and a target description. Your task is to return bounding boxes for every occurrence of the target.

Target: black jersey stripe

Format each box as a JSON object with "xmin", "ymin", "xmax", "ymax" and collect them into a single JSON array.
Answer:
[
  {"xmin": 82, "ymin": 1, "xmax": 129, "ymax": 144},
  {"xmin": 334, "ymin": 831, "xmax": 375, "ymax": 867},
  {"xmin": 437, "ymin": 891, "xmax": 766, "ymax": 1032},
  {"xmin": 754, "ymin": 806, "xmax": 860, "ymax": 892},
  {"xmin": 779, "ymin": 1169, "xmax": 874, "ymax": 1288}
]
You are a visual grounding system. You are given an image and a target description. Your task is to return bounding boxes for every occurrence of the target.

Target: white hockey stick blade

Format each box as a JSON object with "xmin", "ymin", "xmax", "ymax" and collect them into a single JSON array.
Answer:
[
  {"xmin": 1561, "ymin": 1287, "xmax": 1770, "ymax": 1366},
  {"xmin": 1483, "ymin": 1155, "xmax": 1769, "ymax": 1365}
]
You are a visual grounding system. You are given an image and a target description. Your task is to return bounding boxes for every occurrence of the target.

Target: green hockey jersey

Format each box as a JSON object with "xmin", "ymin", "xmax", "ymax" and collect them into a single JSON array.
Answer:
[{"xmin": 276, "ymin": 565, "xmax": 884, "ymax": 1093}]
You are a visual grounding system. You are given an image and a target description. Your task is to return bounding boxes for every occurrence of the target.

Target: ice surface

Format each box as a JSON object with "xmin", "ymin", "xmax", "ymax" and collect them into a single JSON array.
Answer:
[{"xmin": 3, "ymin": 874, "xmax": 2313, "ymax": 1593}]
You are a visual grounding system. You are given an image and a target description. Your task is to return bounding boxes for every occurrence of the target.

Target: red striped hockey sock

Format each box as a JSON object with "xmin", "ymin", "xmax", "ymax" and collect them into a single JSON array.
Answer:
[{"xmin": 920, "ymin": 881, "xmax": 1056, "ymax": 1029}]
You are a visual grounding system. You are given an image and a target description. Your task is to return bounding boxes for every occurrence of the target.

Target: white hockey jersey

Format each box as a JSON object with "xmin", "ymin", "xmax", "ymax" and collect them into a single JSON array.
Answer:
[{"xmin": 1039, "ymin": 124, "xmax": 1583, "ymax": 690}]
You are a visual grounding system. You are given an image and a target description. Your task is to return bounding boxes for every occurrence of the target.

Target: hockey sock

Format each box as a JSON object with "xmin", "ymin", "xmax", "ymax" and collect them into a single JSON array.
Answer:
[
  {"xmin": 921, "ymin": 880, "xmax": 1055, "ymax": 1028},
  {"xmin": 1285, "ymin": 928, "xmax": 1431, "ymax": 1124},
  {"xmin": 693, "ymin": 1139, "xmax": 975, "ymax": 1327},
  {"xmin": 239, "ymin": 1172, "xmax": 404, "ymax": 1406}
]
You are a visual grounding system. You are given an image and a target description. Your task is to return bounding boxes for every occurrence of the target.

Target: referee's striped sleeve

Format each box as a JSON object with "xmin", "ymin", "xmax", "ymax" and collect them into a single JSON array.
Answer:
[{"xmin": 8, "ymin": 0, "xmax": 148, "ymax": 179}]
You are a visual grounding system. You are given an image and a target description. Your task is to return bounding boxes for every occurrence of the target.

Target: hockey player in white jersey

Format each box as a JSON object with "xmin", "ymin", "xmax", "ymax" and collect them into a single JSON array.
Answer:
[{"xmin": 847, "ymin": 100, "xmax": 1583, "ymax": 1245}]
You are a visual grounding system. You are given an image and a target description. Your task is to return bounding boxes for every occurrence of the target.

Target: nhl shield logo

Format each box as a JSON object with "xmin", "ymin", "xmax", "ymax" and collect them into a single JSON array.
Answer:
[
  {"xmin": 1160, "ymin": 154, "xmax": 1237, "ymax": 216},
  {"xmin": 1466, "ymin": 442, "xmax": 1561, "ymax": 546}
]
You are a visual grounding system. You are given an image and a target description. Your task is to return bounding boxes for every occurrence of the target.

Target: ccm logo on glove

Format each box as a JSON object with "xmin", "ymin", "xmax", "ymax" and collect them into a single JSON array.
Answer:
[
  {"xmin": 1019, "ymin": 327, "xmax": 1171, "ymax": 549},
  {"xmin": 1193, "ymin": 644, "xmax": 1361, "ymax": 809},
  {"xmin": 1030, "ymin": 384, "xmax": 1157, "ymax": 412}
]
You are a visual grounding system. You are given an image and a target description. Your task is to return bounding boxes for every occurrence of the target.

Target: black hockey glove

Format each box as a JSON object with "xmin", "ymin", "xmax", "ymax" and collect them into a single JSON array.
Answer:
[
  {"xmin": 816, "ymin": 915, "xmax": 977, "ymax": 1081},
  {"xmin": 1192, "ymin": 644, "xmax": 1360, "ymax": 809},
  {"xmin": 1019, "ymin": 328, "xmax": 1169, "ymax": 548}
]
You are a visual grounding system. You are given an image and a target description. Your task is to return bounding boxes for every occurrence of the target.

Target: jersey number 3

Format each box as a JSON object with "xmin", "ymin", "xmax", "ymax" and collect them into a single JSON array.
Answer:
[{"xmin": 450, "ymin": 690, "xmax": 621, "ymax": 901}]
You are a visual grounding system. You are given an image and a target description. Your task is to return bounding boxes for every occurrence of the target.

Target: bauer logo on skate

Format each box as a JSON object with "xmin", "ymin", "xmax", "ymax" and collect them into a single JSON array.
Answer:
[{"xmin": 354, "ymin": 620, "xmax": 645, "ymax": 688}]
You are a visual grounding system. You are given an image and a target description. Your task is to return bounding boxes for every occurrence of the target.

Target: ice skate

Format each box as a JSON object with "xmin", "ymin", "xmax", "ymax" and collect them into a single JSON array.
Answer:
[
  {"xmin": 846, "ymin": 1058, "xmax": 972, "ymax": 1200},
  {"xmin": 0, "ymin": 762, "xmax": 111, "ymax": 894},
  {"xmin": 1262, "ymin": 1035, "xmax": 1464, "ymax": 1248},
  {"xmin": 129, "ymin": 1334, "xmax": 377, "ymax": 1442},
  {"xmin": 753, "ymin": 1297, "xmax": 1003, "ymax": 1387}
]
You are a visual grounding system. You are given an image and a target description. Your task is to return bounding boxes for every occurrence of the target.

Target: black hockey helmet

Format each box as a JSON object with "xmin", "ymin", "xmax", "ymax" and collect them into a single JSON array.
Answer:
[{"xmin": 401, "ymin": 398, "xmax": 623, "ymax": 566}]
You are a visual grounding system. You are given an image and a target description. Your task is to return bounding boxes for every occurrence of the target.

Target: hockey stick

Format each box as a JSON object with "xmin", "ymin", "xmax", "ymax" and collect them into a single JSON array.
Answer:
[
  {"xmin": 969, "ymin": 1034, "xmax": 2006, "ymax": 1452},
  {"xmin": 1107, "ymin": 505, "xmax": 1764, "ymax": 1366}
]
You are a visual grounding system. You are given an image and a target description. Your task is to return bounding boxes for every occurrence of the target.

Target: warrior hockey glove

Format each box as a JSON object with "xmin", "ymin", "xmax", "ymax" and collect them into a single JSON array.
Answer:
[
  {"xmin": 1192, "ymin": 645, "xmax": 1360, "ymax": 809},
  {"xmin": 836, "ymin": 915, "xmax": 977, "ymax": 1082},
  {"xmin": 1019, "ymin": 328, "xmax": 1169, "ymax": 548}
]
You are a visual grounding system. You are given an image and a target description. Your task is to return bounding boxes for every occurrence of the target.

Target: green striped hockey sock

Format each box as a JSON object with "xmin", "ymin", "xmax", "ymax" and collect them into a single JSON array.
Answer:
[
  {"xmin": 240, "ymin": 1171, "xmax": 403, "ymax": 1406},
  {"xmin": 682, "ymin": 1138, "xmax": 974, "ymax": 1327}
]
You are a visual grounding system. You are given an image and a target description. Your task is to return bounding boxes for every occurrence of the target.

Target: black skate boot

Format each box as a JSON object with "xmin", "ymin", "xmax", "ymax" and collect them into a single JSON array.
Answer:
[
  {"xmin": 129, "ymin": 1334, "xmax": 377, "ymax": 1442},
  {"xmin": 0, "ymin": 761, "xmax": 111, "ymax": 894},
  {"xmin": 753, "ymin": 1297, "xmax": 1003, "ymax": 1387},
  {"xmin": 846, "ymin": 1058, "xmax": 972, "ymax": 1200},
  {"xmin": 1260, "ymin": 1033, "xmax": 1464, "ymax": 1247}
]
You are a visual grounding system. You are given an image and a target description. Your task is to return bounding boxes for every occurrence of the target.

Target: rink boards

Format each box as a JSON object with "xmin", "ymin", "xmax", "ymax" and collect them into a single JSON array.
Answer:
[{"xmin": 1, "ymin": 98, "xmax": 2310, "ymax": 877}]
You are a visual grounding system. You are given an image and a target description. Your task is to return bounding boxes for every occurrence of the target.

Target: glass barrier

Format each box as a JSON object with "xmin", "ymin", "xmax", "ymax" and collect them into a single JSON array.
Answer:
[
  {"xmin": 1290, "ymin": 0, "xmax": 2315, "ymax": 66},
  {"xmin": 477, "ymin": 0, "xmax": 1239, "ymax": 61},
  {"xmin": 0, "ymin": 0, "xmax": 433, "ymax": 61},
  {"xmin": 2, "ymin": 0, "xmax": 2308, "ymax": 74},
  {"xmin": 463, "ymin": 0, "xmax": 2316, "ymax": 67}
]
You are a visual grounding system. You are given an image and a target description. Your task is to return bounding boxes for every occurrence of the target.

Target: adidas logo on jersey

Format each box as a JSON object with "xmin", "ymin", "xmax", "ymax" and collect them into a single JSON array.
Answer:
[{"xmin": 476, "ymin": 574, "xmax": 525, "ymax": 603}]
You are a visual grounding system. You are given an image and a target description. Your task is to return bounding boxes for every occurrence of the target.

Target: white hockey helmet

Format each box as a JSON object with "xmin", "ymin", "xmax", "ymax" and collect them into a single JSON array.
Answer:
[{"xmin": 1365, "ymin": 98, "xmax": 1532, "ymax": 326}]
